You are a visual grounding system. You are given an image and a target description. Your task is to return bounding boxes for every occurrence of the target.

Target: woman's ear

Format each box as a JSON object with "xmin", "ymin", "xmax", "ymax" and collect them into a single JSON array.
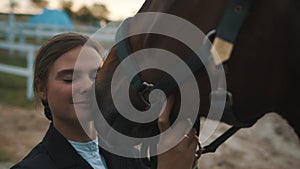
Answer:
[{"xmin": 37, "ymin": 84, "xmax": 47, "ymax": 100}]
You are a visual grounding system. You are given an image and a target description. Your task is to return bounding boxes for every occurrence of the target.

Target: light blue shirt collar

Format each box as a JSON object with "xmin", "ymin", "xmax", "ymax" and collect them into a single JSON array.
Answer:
[{"xmin": 68, "ymin": 139, "xmax": 107, "ymax": 169}]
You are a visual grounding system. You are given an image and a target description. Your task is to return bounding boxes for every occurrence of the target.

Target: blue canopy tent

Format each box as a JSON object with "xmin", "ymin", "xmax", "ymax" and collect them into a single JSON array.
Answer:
[{"xmin": 28, "ymin": 8, "xmax": 74, "ymax": 28}]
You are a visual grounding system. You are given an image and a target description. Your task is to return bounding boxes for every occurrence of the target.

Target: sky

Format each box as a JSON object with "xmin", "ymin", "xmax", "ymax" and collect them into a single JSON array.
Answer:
[{"xmin": 0, "ymin": 0, "xmax": 145, "ymax": 21}]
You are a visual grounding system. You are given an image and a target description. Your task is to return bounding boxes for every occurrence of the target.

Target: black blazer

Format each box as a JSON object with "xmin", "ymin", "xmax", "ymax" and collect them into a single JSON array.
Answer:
[{"xmin": 11, "ymin": 123, "xmax": 149, "ymax": 169}]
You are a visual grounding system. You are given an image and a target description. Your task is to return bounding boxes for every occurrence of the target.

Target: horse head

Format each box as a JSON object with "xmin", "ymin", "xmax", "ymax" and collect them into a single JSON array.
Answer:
[{"xmin": 94, "ymin": 0, "xmax": 300, "ymax": 156}]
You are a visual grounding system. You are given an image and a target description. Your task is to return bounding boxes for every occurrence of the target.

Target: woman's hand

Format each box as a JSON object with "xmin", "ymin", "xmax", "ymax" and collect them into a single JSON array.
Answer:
[{"xmin": 157, "ymin": 96, "xmax": 200, "ymax": 169}]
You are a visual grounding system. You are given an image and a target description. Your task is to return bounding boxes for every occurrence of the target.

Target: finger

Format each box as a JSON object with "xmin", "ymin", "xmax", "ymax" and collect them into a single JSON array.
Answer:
[
  {"xmin": 157, "ymin": 118, "xmax": 193, "ymax": 152},
  {"xmin": 182, "ymin": 129, "xmax": 201, "ymax": 162},
  {"xmin": 158, "ymin": 95, "xmax": 175, "ymax": 133},
  {"xmin": 182, "ymin": 127, "xmax": 197, "ymax": 148},
  {"xmin": 162, "ymin": 118, "xmax": 193, "ymax": 149}
]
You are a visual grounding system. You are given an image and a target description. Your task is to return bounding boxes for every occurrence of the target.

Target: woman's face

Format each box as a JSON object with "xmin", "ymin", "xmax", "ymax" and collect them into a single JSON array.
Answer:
[{"xmin": 40, "ymin": 46, "xmax": 102, "ymax": 124}]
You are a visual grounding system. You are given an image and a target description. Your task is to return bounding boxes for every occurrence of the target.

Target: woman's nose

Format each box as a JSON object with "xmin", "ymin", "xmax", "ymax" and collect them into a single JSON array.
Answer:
[{"xmin": 79, "ymin": 77, "xmax": 94, "ymax": 93}]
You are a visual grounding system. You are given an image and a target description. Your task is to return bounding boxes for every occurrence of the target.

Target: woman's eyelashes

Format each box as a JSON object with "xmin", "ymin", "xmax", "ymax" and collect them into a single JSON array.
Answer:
[
  {"xmin": 63, "ymin": 76, "xmax": 78, "ymax": 83},
  {"xmin": 60, "ymin": 73, "xmax": 78, "ymax": 83},
  {"xmin": 62, "ymin": 71, "xmax": 98, "ymax": 83}
]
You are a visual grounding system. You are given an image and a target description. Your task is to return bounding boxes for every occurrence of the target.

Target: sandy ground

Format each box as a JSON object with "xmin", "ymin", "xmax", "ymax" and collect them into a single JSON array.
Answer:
[
  {"xmin": 0, "ymin": 103, "xmax": 299, "ymax": 169},
  {"xmin": 0, "ymin": 103, "xmax": 49, "ymax": 168},
  {"xmin": 198, "ymin": 114, "xmax": 300, "ymax": 169}
]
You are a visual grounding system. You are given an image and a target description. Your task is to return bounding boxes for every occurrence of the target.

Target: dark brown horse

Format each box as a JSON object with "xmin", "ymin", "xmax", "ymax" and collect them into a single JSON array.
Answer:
[{"xmin": 94, "ymin": 0, "xmax": 299, "ymax": 161}]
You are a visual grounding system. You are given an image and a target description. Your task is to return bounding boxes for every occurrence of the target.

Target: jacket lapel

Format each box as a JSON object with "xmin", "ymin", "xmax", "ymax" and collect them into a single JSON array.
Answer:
[{"xmin": 42, "ymin": 124, "xmax": 93, "ymax": 169}]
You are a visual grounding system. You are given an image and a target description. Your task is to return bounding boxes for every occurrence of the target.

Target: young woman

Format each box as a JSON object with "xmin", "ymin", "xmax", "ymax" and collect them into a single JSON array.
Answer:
[{"xmin": 11, "ymin": 33, "xmax": 199, "ymax": 169}]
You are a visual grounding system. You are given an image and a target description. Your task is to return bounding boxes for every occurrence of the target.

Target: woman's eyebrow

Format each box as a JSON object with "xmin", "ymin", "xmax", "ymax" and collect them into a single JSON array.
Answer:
[{"xmin": 56, "ymin": 69, "xmax": 75, "ymax": 78}]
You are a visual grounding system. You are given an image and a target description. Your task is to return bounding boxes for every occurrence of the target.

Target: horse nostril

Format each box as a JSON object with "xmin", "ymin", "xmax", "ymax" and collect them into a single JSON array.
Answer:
[{"xmin": 234, "ymin": 5, "xmax": 243, "ymax": 13}]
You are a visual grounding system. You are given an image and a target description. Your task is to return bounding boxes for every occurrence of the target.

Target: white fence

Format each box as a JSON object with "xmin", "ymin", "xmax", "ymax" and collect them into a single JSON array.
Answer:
[
  {"xmin": 0, "ymin": 42, "xmax": 39, "ymax": 99},
  {"xmin": 0, "ymin": 21, "xmax": 117, "ymax": 43},
  {"xmin": 0, "ymin": 21, "xmax": 118, "ymax": 99}
]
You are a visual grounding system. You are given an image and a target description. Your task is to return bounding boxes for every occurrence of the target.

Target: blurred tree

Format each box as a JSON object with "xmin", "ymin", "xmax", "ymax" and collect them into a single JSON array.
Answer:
[
  {"xmin": 89, "ymin": 3, "xmax": 110, "ymax": 20},
  {"xmin": 74, "ymin": 3, "xmax": 110, "ymax": 25},
  {"xmin": 60, "ymin": 0, "xmax": 74, "ymax": 18},
  {"xmin": 9, "ymin": 0, "xmax": 18, "ymax": 10},
  {"xmin": 28, "ymin": 0, "xmax": 110, "ymax": 26},
  {"xmin": 76, "ymin": 6, "xmax": 96, "ymax": 25},
  {"xmin": 31, "ymin": 0, "xmax": 48, "ymax": 8}
]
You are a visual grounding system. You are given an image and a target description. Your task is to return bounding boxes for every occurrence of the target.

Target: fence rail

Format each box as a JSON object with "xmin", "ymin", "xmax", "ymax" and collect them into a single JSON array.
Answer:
[
  {"xmin": 0, "ymin": 21, "xmax": 117, "ymax": 43},
  {"xmin": 0, "ymin": 42, "xmax": 39, "ymax": 99}
]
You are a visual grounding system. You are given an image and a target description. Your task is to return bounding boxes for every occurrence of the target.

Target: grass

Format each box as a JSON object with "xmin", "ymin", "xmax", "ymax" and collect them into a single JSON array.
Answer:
[
  {"xmin": 0, "ymin": 72, "xmax": 34, "ymax": 108},
  {"xmin": 0, "ymin": 50, "xmax": 27, "ymax": 67},
  {"xmin": 0, "ymin": 51, "xmax": 35, "ymax": 109},
  {"xmin": 0, "ymin": 149, "xmax": 8, "ymax": 162}
]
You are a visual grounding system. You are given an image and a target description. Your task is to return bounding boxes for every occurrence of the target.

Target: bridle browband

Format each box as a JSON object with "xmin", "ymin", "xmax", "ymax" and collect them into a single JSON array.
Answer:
[
  {"xmin": 113, "ymin": 0, "xmax": 254, "ymax": 168},
  {"xmin": 211, "ymin": 0, "xmax": 253, "ymax": 64}
]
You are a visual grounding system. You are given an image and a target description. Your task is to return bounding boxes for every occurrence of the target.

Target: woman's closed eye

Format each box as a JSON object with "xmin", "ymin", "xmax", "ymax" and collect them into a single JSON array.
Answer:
[
  {"xmin": 56, "ymin": 69, "xmax": 77, "ymax": 83},
  {"xmin": 58, "ymin": 68, "xmax": 100, "ymax": 83},
  {"xmin": 62, "ymin": 74, "xmax": 79, "ymax": 83},
  {"xmin": 63, "ymin": 78, "xmax": 75, "ymax": 83}
]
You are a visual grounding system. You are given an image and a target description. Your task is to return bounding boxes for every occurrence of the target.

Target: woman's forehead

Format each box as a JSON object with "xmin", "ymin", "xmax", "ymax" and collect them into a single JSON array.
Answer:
[{"xmin": 52, "ymin": 46, "xmax": 102, "ymax": 72}]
